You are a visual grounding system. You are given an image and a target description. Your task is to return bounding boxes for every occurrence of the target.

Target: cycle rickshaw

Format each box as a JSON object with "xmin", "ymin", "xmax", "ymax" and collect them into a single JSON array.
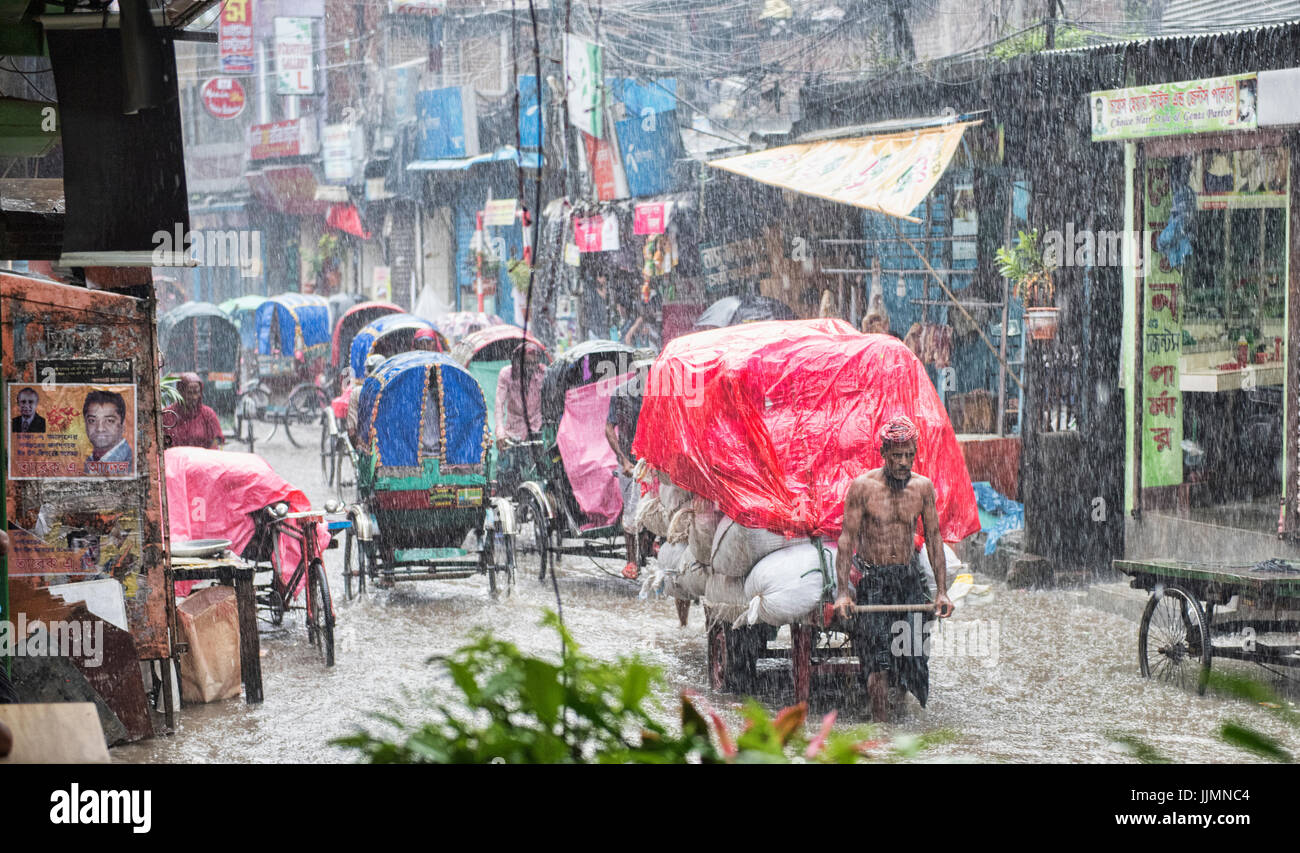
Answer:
[
  {"xmin": 341, "ymin": 351, "xmax": 517, "ymax": 599},
  {"xmin": 452, "ymin": 324, "xmax": 549, "ymax": 446},
  {"xmin": 158, "ymin": 302, "xmax": 242, "ymax": 417},
  {"xmin": 165, "ymin": 446, "xmax": 343, "ymax": 667},
  {"xmin": 234, "ymin": 293, "xmax": 332, "ymax": 449},
  {"xmin": 329, "ymin": 300, "xmax": 402, "ymax": 395},
  {"xmin": 510, "ymin": 339, "xmax": 643, "ymax": 581}
]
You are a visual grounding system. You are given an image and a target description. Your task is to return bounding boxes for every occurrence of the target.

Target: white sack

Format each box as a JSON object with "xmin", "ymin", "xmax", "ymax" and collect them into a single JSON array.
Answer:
[
  {"xmin": 666, "ymin": 508, "xmax": 694, "ymax": 545},
  {"xmin": 659, "ymin": 481, "xmax": 693, "ymax": 516},
  {"xmin": 689, "ymin": 498, "xmax": 723, "ymax": 566},
  {"xmin": 664, "ymin": 560, "xmax": 709, "ymax": 600},
  {"xmin": 916, "ymin": 543, "xmax": 963, "ymax": 600},
  {"xmin": 704, "ymin": 572, "xmax": 748, "ymax": 607},
  {"xmin": 636, "ymin": 495, "xmax": 670, "ymax": 538},
  {"xmin": 739, "ymin": 543, "xmax": 833, "ymax": 628},
  {"xmin": 710, "ymin": 516, "xmax": 807, "ymax": 578},
  {"xmin": 656, "ymin": 540, "xmax": 689, "ymax": 576}
]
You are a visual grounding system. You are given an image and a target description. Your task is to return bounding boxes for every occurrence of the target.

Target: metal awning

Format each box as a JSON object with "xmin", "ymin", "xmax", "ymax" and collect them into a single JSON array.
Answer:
[
  {"xmin": 407, "ymin": 146, "xmax": 542, "ymax": 172},
  {"xmin": 708, "ymin": 121, "xmax": 977, "ymax": 223}
]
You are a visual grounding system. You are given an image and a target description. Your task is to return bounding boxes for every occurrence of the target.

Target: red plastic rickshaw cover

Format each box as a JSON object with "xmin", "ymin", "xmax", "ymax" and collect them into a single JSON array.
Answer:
[{"xmin": 632, "ymin": 319, "xmax": 980, "ymax": 543}]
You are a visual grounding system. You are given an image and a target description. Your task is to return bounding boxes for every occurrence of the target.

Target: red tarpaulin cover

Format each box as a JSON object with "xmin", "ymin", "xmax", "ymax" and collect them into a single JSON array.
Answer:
[
  {"xmin": 165, "ymin": 447, "xmax": 330, "ymax": 595},
  {"xmin": 632, "ymin": 319, "xmax": 980, "ymax": 543}
]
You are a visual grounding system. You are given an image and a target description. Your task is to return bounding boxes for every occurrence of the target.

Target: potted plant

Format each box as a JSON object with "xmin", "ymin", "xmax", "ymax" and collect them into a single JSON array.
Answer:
[{"xmin": 996, "ymin": 228, "xmax": 1059, "ymax": 340}]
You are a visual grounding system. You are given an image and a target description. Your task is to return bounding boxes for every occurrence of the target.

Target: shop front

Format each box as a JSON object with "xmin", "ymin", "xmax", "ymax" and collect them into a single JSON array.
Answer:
[{"xmin": 1098, "ymin": 71, "xmax": 1300, "ymax": 562}]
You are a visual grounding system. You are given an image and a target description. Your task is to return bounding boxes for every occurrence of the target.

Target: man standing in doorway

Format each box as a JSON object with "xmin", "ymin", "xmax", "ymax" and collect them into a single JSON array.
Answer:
[{"xmin": 834, "ymin": 415, "xmax": 953, "ymax": 722}]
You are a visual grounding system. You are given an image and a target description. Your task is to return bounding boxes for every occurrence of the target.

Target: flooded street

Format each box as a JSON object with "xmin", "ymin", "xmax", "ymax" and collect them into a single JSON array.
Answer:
[{"xmin": 114, "ymin": 430, "xmax": 1300, "ymax": 765}]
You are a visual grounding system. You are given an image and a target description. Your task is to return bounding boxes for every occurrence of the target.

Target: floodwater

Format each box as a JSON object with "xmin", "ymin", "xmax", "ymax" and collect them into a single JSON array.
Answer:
[{"xmin": 114, "ymin": 429, "xmax": 1300, "ymax": 764}]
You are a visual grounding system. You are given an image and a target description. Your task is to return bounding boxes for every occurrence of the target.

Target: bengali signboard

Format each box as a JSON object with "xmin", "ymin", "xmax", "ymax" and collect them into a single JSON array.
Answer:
[
  {"xmin": 573, "ymin": 213, "xmax": 620, "ymax": 253},
  {"xmin": 565, "ymin": 34, "xmax": 603, "ymax": 139},
  {"xmin": 1090, "ymin": 74, "xmax": 1257, "ymax": 142},
  {"xmin": 219, "ymin": 0, "xmax": 254, "ymax": 75},
  {"xmin": 275, "ymin": 17, "xmax": 315, "ymax": 95},
  {"xmin": 8, "ymin": 383, "xmax": 139, "ymax": 480},
  {"xmin": 248, "ymin": 119, "xmax": 316, "ymax": 160},
  {"xmin": 1141, "ymin": 159, "xmax": 1182, "ymax": 489},
  {"xmin": 633, "ymin": 202, "xmax": 669, "ymax": 235},
  {"xmin": 201, "ymin": 77, "xmax": 247, "ymax": 120}
]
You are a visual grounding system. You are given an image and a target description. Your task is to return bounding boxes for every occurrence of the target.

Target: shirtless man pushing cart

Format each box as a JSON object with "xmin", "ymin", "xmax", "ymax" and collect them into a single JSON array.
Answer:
[{"xmin": 834, "ymin": 415, "xmax": 954, "ymax": 722}]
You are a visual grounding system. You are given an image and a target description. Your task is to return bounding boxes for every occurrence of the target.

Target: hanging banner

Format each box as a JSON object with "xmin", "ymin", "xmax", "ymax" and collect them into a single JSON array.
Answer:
[
  {"xmin": 583, "ymin": 132, "xmax": 623, "ymax": 201},
  {"xmin": 565, "ymin": 34, "xmax": 603, "ymax": 139},
  {"xmin": 8, "ymin": 383, "xmax": 139, "ymax": 480},
  {"xmin": 573, "ymin": 213, "xmax": 619, "ymax": 253},
  {"xmin": 274, "ymin": 17, "xmax": 315, "ymax": 95},
  {"xmin": 371, "ymin": 266, "xmax": 392, "ymax": 302},
  {"xmin": 634, "ymin": 202, "xmax": 669, "ymax": 235},
  {"xmin": 1141, "ymin": 159, "xmax": 1183, "ymax": 489},
  {"xmin": 616, "ymin": 109, "xmax": 683, "ymax": 198},
  {"xmin": 1090, "ymin": 74, "xmax": 1257, "ymax": 142},
  {"xmin": 219, "ymin": 0, "xmax": 254, "ymax": 75},
  {"xmin": 484, "ymin": 199, "xmax": 518, "ymax": 227},
  {"xmin": 709, "ymin": 122, "xmax": 975, "ymax": 223}
]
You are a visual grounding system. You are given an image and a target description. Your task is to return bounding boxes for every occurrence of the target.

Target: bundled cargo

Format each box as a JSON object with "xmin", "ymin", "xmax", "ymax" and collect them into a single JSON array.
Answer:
[
  {"xmin": 665, "ymin": 507, "xmax": 694, "ymax": 545},
  {"xmin": 635, "ymin": 495, "xmax": 670, "ymax": 538},
  {"xmin": 739, "ymin": 542, "xmax": 833, "ymax": 628},
  {"xmin": 690, "ymin": 497, "xmax": 723, "ymax": 566},
  {"xmin": 663, "ymin": 560, "xmax": 709, "ymax": 600},
  {"xmin": 711, "ymin": 516, "xmax": 807, "ymax": 578},
  {"xmin": 703, "ymin": 573, "xmax": 748, "ymax": 624}
]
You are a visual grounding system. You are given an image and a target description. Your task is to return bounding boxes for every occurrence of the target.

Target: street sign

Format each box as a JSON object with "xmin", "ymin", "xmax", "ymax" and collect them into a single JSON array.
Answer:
[{"xmin": 201, "ymin": 78, "xmax": 247, "ymax": 120}]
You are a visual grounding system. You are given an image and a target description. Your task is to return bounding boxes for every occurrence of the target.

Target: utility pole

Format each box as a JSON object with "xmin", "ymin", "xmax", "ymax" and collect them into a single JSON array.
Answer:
[{"xmin": 1045, "ymin": 0, "xmax": 1058, "ymax": 49}]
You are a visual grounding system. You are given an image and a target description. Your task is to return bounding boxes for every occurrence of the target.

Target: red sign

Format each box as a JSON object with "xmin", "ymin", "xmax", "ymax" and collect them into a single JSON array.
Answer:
[
  {"xmin": 201, "ymin": 77, "xmax": 246, "ymax": 120},
  {"xmin": 583, "ymin": 132, "xmax": 620, "ymax": 201},
  {"xmin": 573, "ymin": 213, "xmax": 619, "ymax": 253},
  {"xmin": 219, "ymin": 0, "xmax": 254, "ymax": 74},
  {"xmin": 249, "ymin": 120, "xmax": 303, "ymax": 160},
  {"xmin": 633, "ymin": 202, "xmax": 668, "ymax": 235}
]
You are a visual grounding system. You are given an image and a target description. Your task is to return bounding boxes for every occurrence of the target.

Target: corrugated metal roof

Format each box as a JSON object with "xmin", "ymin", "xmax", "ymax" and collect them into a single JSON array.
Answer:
[
  {"xmin": 1042, "ymin": 15, "xmax": 1300, "ymax": 55},
  {"xmin": 1161, "ymin": 0, "xmax": 1300, "ymax": 33}
]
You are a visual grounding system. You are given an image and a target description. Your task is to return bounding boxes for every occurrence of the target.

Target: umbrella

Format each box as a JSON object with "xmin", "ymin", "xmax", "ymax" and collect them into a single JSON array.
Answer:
[
  {"xmin": 429, "ymin": 311, "xmax": 508, "ymax": 341},
  {"xmin": 693, "ymin": 294, "xmax": 796, "ymax": 330}
]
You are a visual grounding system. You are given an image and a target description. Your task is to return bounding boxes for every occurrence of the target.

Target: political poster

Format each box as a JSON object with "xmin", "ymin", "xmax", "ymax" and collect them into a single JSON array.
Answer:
[{"xmin": 8, "ymin": 383, "xmax": 138, "ymax": 480}]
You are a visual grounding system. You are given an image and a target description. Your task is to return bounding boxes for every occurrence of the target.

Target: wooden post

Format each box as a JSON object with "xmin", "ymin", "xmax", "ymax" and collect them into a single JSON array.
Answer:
[
  {"xmin": 791, "ymin": 623, "xmax": 812, "ymax": 705},
  {"xmin": 234, "ymin": 568, "xmax": 263, "ymax": 704}
]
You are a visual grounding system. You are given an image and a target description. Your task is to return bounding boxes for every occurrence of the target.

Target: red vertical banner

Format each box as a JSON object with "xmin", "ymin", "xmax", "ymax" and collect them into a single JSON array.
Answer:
[
  {"xmin": 220, "ymin": 0, "xmax": 255, "ymax": 75},
  {"xmin": 583, "ymin": 132, "xmax": 620, "ymax": 201}
]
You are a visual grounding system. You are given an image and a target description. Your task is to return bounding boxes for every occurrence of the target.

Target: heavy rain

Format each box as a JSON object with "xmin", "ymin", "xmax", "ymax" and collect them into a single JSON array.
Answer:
[{"xmin": 3, "ymin": 0, "xmax": 1300, "ymax": 791}]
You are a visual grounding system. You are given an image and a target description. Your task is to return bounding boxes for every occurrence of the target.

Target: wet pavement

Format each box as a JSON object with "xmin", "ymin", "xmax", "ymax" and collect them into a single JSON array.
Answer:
[{"xmin": 113, "ymin": 427, "xmax": 1300, "ymax": 764}]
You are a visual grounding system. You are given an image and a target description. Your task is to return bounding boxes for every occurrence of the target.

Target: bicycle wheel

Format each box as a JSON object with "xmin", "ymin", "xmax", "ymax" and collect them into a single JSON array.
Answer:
[
  {"xmin": 307, "ymin": 559, "xmax": 335, "ymax": 667},
  {"xmin": 234, "ymin": 387, "xmax": 273, "ymax": 450},
  {"xmin": 516, "ymin": 490, "xmax": 550, "ymax": 582},
  {"xmin": 285, "ymin": 384, "xmax": 329, "ymax": 448},
  {"xmin": 1139, "ymin": 584, "xmax": 1211, "ymax": 695}
]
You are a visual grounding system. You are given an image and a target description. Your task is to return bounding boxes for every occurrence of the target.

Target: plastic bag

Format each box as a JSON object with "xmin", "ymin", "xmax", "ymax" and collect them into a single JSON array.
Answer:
[{"xmin": 177, "ymin": 586, "xmax": 242, "ymax": 703}]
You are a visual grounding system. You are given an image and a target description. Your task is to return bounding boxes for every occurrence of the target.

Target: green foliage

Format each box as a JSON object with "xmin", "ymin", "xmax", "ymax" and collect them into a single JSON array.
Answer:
[
  {"xmin": 159, "ymin": 374, "xmax": 183, "ymax": 409},
  {"xmin": 332, "ymin": 612, "xmax": 942, "ymax": 764},
  {"xmin": 995, "ymin": 228, "xmax": 1056, "ymax": 306},
  {"xmin": 990, "ymin": 25, "xmax": 1090, "ymax": 60}
]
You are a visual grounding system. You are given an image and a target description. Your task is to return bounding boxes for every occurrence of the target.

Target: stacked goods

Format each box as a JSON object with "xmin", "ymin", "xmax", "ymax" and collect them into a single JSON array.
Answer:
[
  {"xmin": 663, "ymin": 560, "xmax": 708, "ymax": 600},
  {"xmin": 710, "ymin": 517, "xmax": 806, "ymax": 577},
  {"xmin": 740, "ymin": 542, "xmax": 834, "ymax": 628},
  {"xmin": 689, "ymin": 497, "xmax": 723, "ymax": 566}
]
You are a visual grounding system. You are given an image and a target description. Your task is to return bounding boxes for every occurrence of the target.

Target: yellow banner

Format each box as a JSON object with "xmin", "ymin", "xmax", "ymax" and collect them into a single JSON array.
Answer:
[{"xmin": 709, "ymin": 122, "xmax": 976, "ymax": 222}]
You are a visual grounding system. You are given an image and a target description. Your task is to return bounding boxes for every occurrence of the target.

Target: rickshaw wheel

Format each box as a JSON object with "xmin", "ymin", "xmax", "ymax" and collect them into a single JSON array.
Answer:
[
  {"xmin": 343, "ymin": 530, "xmax": 368, "ymax": 600},
  {"xmin": 707, "ymin": 620, "xmax": 759, "ymax": 694},
  {"xmin": 285, "ymin": 384, "xmax": 330, "ymax": 448},
  {"xmin": 235, "ymin": 387, "xmax": 271, "ymax": 450},
  {"xmin": 1139, "ymin": 584, "xmax": 1211, "ymax": 695},
  {"xmin": 516, "ymin": 491, "xmax": 550, "ymax": 582},
  {"xmin": 306, "ymin": 559, "xmax": 336, "ymax": 667},
  {"xmin": 486, "ymin": 530, "xmax": 517, "ymax": 601},
  {"xmin": 707, "ymin": 620, "xmax": 728, "ymax": 692}
]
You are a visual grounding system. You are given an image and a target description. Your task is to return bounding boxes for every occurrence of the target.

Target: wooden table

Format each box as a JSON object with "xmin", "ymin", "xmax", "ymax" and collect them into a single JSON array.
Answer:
[{"xmin": 170, "ymin": 558, "xmax": 264, "ymax": 704}]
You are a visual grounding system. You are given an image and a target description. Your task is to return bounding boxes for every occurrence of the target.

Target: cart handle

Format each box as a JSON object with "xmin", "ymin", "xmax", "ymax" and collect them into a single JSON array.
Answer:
[{"xmin": 849, "ymin": 603, "xmax": 935, "ymax": 613}]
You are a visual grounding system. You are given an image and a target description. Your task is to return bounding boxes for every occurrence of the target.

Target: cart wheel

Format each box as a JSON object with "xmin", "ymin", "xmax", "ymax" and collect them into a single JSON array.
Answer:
[
  {"xmin": 235, "ymin": 387, "xmax": 272, "ymax": 450},
  {"xmin": 306, "ymin": 559, "xmax": 335, "ymax": 667},
  {"xmin": 1139, "ymin": 584, "xmax": 1210, "ymax": 695},
  {"xmin": 320, "ymin": 416, "xmax": 332, "ymax": 483},
  {"xmin": 516, "ymin": 490, "xmax": 550, "ymax": 583},
  {"xmin": 707, "ymin": 621, "xmax": 728, "ymax": 692},
  {"xmin": 486, "ymin": 530, "xmax": 516, "ymax": 601},
  {"xmin": 285, "ymin": 384, "xmax": 330, "ymax": 448}
]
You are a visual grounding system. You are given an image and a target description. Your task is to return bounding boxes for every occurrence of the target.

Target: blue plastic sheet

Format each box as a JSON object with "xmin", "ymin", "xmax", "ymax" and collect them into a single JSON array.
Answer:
[
  {"xmin": 971, "ymin": 481, "xmax": 1024, "ymax": 555},
  {"xmin": 255, "ymin": 293, "xmax": 330, "ymax": 356}
]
